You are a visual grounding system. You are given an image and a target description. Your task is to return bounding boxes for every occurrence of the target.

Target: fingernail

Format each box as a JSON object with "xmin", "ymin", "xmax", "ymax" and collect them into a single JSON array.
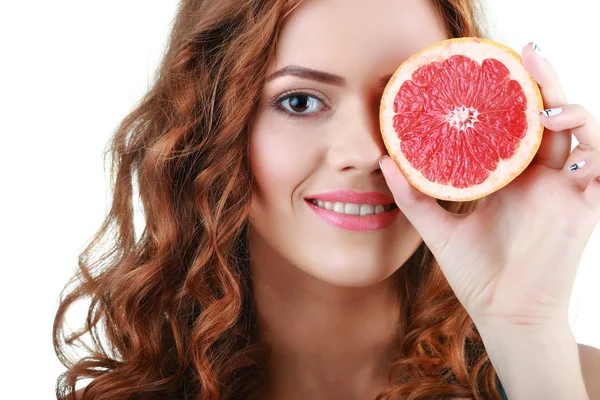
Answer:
[
  {"xmin": 532, "ymin": 42, "xmax": 546, "ymax": 59},
  {"xmin": 568, "ymin": 160, "xmax": 586, "ymax": 172},
  {"xmin": 541, "ymin": 107, "xmax": 563, "ymax": 117},
  {"xmin": 379, "ymin": 155, "xmax": 388, "ymax": 170}
]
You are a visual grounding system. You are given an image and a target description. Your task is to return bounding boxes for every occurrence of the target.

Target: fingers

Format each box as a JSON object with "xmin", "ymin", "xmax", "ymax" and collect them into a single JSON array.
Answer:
[
  {"xmin": 379, "ymin": 155, "xmax": 457, "ymax": 254},
  {"xmin": 541, "ymin": 104, "xmax": 600, "ymax": 152},
  {"xmin": 522, "ymin": 42, "xmax": 572, "ymax": 169},
  {"xmin": 521, "ymin": 43, "xmax": 600, "ymax": 198},
  {"xmin": 540, "ymin": 103, "xmax": 600, "ymax": 193},
  {"xmin": 567, "ymin": 151, "xmax": 600, "ymax": 193},
  {"xmin": 522, "ymin": 43, "xmax": 568, "ymax": 108}
]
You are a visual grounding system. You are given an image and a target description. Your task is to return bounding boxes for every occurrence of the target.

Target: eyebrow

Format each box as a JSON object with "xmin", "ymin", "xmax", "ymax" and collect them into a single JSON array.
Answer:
[
  {"xmin": 266, "ymin": 65, "xmax": 393, "ymax": 88},
  {"xmin": 266, "ymin": 65, "xmax": 346, "ymax": 86}
]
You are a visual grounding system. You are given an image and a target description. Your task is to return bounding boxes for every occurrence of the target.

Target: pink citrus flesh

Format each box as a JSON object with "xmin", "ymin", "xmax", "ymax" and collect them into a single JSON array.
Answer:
[{"xmin": 380, "ymin": 37, "xmax": 544, "ymax": 202}]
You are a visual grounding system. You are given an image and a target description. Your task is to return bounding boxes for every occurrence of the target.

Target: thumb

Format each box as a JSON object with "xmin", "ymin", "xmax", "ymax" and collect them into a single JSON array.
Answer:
[{"xmin": 379, "ymin": 155, "xmax": 457, "ymax": 253}]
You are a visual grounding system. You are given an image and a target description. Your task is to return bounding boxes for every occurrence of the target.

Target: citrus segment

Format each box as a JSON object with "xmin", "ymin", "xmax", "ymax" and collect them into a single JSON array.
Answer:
[{"xmin": 380, "ymin": 38, "xmax": 544, "ymax": 201}]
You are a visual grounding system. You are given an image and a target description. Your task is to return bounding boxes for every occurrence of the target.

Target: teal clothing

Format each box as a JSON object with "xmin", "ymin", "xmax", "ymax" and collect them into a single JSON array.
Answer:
[{"xmin": 498, "ymin": 379, "xmax": 508, "ymax": 399}]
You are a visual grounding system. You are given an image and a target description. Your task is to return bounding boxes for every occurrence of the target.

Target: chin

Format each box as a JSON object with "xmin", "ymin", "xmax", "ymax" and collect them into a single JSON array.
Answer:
[
  {"xmin": 247, "ymin": 209, "xmax": 423, "ymax": 290},
  {"xmin": 309, "ymin": 270, "xmax": 398, "ymax": 288},
  {"xmin": 298, "ymin": 253, "xmax": 405, "ymax": 288}
]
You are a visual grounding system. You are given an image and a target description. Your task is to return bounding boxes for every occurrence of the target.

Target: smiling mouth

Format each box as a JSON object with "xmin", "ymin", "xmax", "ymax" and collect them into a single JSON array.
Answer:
[{"xmin": 307, "ymin": 199, "xmax": 397, "ymax": 216}]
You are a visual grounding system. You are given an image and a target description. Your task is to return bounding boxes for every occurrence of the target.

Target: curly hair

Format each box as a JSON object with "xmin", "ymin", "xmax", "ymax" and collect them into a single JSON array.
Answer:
[{"xmin": 53, "ymin": 1, "xmax": 505, "ymax": 399}]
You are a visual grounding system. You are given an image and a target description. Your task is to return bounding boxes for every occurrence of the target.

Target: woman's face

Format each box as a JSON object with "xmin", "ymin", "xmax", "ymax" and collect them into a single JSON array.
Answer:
[{"xmin": 249, "ymin": 0, "xmax": 448, "ymax": 287}]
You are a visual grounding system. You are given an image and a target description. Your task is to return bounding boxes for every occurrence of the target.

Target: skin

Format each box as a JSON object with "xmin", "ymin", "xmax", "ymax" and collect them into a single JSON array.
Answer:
[
  {"xmin": 247, "ymin": 0, "xmax": 600, "ymax": 399},
  {"xmin": 69, "ymin": 1, "xmax": 600, "ymax": 400},
  {"xmin": 248, "ymin": 0, "xmax": 445, "ymax": 398},
  {"xmin": 378, "ymin": 39, "xmax": 600, "ymax": 400}
]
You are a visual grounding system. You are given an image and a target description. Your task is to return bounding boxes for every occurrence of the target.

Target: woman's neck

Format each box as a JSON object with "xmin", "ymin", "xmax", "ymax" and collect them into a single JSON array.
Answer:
[{"xmin": 249, "ymin": 235, "xmax": 402, "ymax": 400}]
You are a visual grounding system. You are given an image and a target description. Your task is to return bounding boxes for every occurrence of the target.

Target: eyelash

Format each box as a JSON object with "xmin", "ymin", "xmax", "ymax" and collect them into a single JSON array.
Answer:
[{"xmin": 269, "ymin": 89, "xmax": 328, "ymax": 119}]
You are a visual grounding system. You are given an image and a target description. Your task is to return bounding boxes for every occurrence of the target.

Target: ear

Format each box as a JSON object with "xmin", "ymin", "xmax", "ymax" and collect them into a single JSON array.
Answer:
[{"xmin": 578, "ymin": 343, "xmax": 600, "ymax": 399}]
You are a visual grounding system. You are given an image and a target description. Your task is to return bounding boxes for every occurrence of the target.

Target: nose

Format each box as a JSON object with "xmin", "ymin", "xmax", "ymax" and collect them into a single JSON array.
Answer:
[{"xmin": 326, "ymin": 96, "xmax": 387, "ymax": 175}]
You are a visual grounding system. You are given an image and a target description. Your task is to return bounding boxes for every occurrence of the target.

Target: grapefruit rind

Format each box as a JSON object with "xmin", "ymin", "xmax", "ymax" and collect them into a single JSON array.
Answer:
[{"xmin": 380, "ymin": 37, "xmax": 544, "ymax": 202}]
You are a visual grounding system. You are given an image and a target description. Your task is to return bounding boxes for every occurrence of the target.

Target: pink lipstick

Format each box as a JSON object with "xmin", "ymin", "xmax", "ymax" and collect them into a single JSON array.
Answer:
[{"xmin": 305, "ymin": 190, "xmax": 399, "ymax": 232}]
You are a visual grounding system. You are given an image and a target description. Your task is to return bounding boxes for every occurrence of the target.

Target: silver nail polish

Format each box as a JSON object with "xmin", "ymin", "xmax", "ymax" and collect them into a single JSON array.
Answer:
[
  {"xmin": 568, "ymin": 160, "xmax": 586, "ymax": 172},
  {"xmin": 541, "ymin": 107, "xmax": 563, "ymax": 117},
  {"xmin": 532, "ymin": 42, "xmax": 545, "ymax": 59}
]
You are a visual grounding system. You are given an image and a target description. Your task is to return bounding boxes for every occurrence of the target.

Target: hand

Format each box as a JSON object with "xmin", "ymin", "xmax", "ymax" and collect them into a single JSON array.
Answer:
[{"xmin": 380, "ymin": 42, "xmax": 600, "ymax": 329}]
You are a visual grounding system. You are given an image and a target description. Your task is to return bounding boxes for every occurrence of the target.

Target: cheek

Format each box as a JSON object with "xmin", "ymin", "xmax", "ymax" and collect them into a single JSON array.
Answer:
[{"xmin": 249, "ymin": 114, "xmax": 321, "ymax": 203}]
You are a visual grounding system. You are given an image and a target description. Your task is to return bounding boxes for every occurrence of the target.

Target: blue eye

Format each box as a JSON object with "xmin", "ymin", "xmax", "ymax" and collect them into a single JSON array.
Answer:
[{"xmin": 278, "ymin": 92, "xmax": 325, "ymax": 115}]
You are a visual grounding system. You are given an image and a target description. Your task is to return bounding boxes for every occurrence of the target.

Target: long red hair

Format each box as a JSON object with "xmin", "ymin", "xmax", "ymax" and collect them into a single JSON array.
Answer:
[{"xmin": 53, "ymin": 1, "xmax": 504, "ymax": 399}]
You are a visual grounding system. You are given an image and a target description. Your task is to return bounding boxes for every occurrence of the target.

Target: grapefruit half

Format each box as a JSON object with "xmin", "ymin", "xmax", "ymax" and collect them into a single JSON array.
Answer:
[{"xmin": 380, "ymin": 37, "xmax": 544, "ymax": 202}]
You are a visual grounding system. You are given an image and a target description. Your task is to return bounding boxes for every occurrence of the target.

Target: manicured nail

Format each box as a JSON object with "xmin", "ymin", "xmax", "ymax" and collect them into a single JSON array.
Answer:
[
  {"xmin": 541, "ymin": 107, "xmax": 563, "ymax": 117},
  {"xmin": 379, "ymin": 155, "xmax": 388, "ymax": 170},
  {"xmin": 532, "ymin": 42, "xmax": 545, "ymax": 59},
  {"xmin": 568, "ymin": 160, "xmax": 586, "ymax": 172}
]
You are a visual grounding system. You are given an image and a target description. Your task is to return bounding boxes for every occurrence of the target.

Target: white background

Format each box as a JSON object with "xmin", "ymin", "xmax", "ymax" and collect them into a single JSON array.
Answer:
[{"xmin": 1, "ymin": 1, "xmax": 598, "ymax": 398}]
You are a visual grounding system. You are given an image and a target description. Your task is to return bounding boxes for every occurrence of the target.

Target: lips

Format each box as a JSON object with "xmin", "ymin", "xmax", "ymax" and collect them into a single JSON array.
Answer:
[{"xmin": 305, "ymin": 190, "xmax": 399, "ymax": 231}]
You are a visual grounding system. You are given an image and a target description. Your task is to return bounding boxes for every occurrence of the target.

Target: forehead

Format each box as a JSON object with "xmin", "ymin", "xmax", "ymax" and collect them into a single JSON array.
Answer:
[{"xmin": 273, "ymin": 0, "xmax": 449, "ymax": 83}]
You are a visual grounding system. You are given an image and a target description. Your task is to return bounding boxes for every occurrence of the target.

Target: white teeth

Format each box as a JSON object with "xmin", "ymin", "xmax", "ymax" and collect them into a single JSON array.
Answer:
[
  {"xmin": 360, "ymin": 204, "xmax": 374, "ymax": 216},
  {"xmin": 333, "ymin": 202, "xmax": 345, "ymax": 213},
  {"xmin": 311, "ymin": 200, "xmax": 393, "ymax": 215},
  {"xmin": 344, "ymin": 203, "xmax": 360, "ymax": 215}
]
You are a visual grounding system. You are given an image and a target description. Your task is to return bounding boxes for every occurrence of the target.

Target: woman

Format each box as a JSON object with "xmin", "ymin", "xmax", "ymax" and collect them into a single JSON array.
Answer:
[{"xmin": 53, "ymin": 0, "xmax": 600, "ymax": 399}]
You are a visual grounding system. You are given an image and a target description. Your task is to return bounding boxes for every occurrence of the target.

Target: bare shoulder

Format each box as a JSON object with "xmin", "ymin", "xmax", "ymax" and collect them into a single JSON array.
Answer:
[{"xmin": 578, "ymin": 343, "xmax": 600, "ymax": 399}]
